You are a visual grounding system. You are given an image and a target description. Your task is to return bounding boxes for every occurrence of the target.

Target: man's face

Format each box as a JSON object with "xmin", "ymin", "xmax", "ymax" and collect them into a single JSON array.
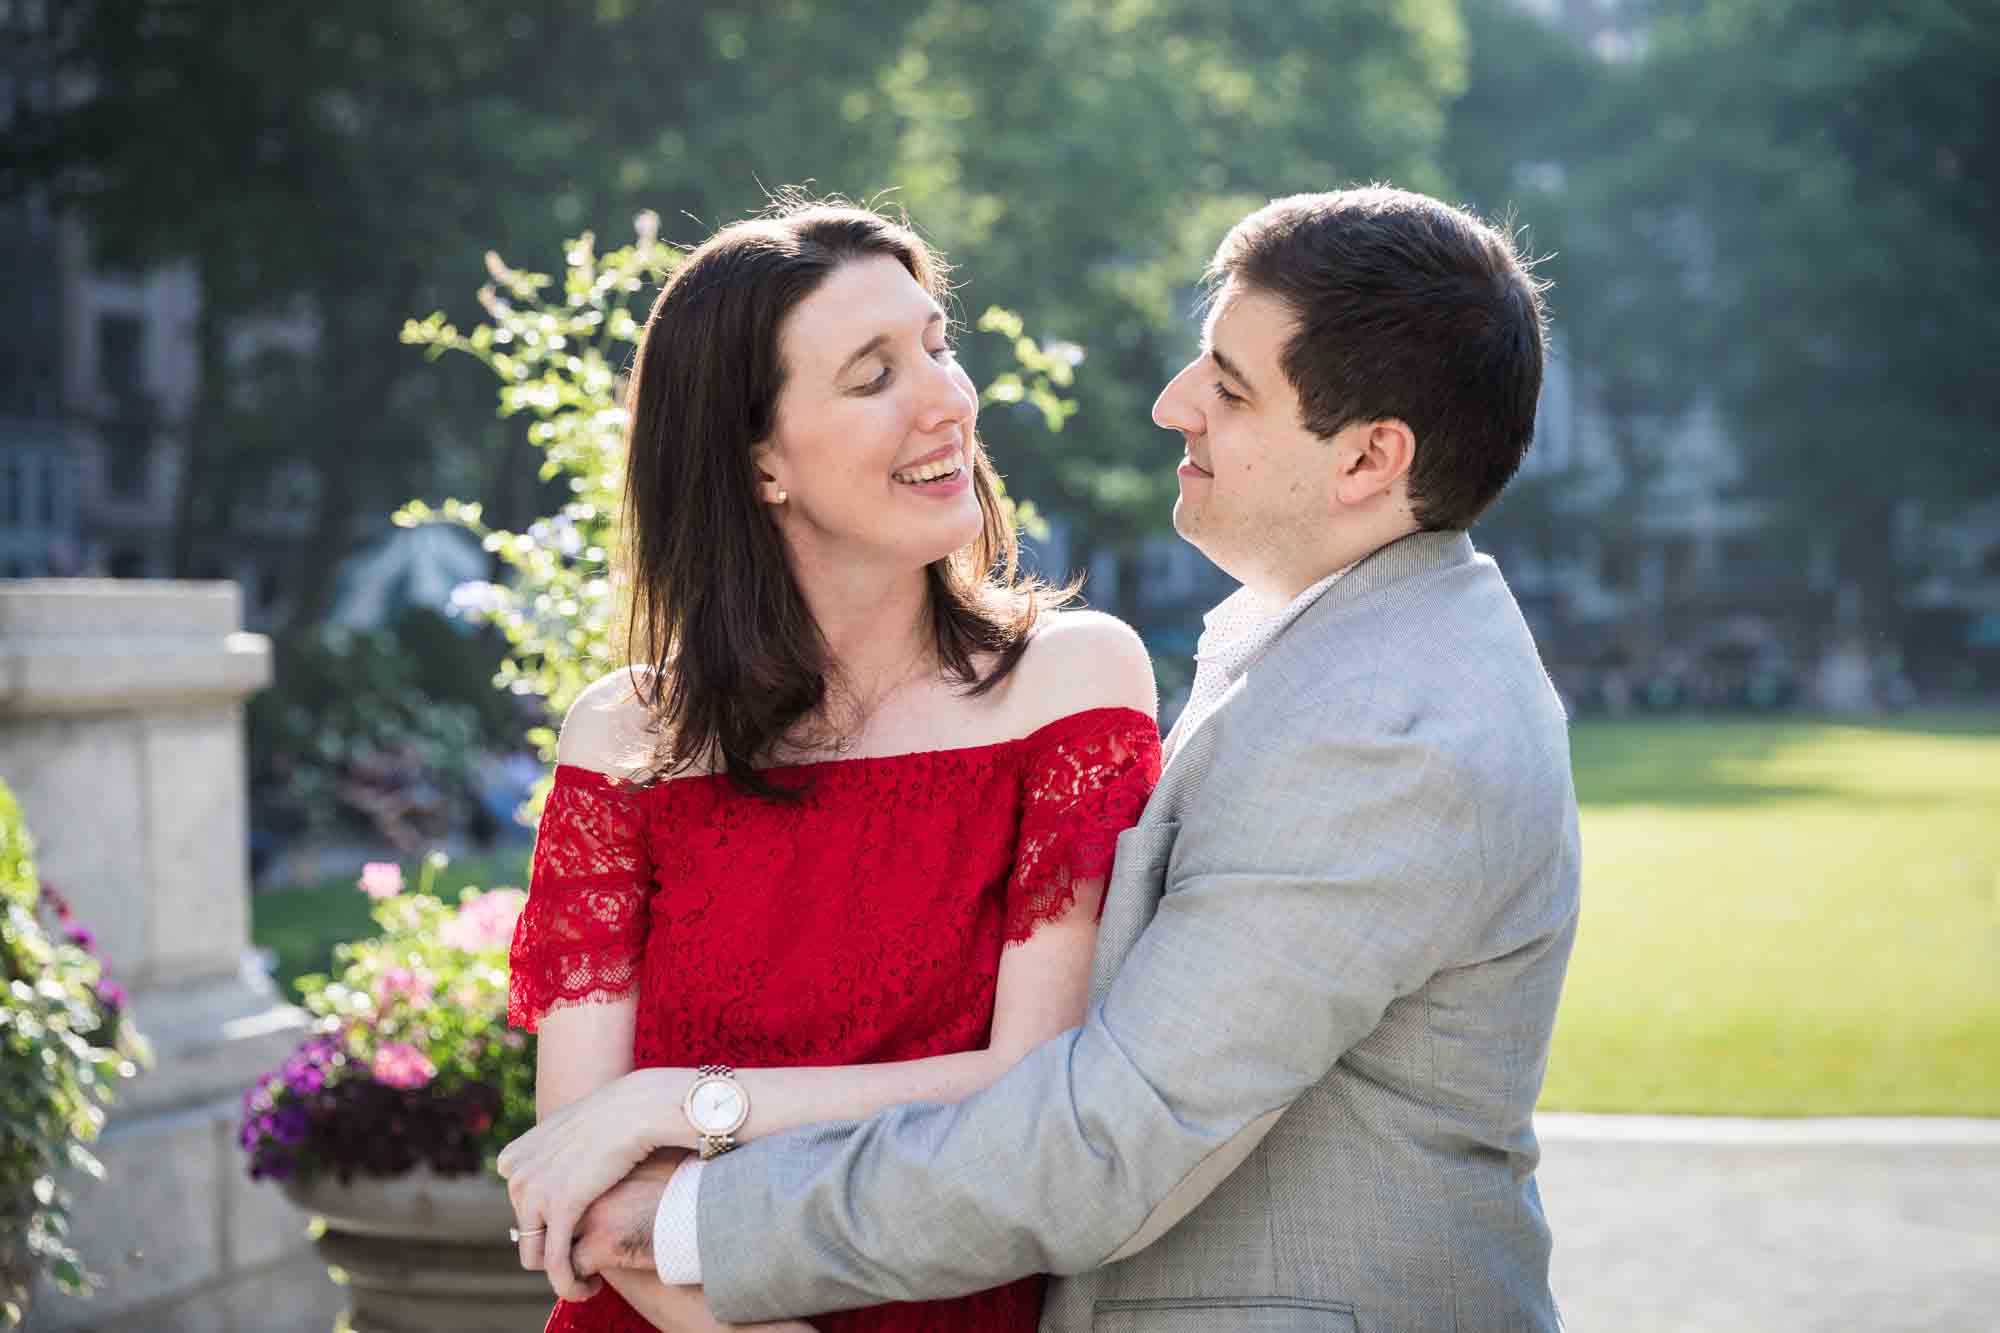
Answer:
[{"xmin": 1153, "ymin": 280, "xmax": 1341, "ymax": 599}]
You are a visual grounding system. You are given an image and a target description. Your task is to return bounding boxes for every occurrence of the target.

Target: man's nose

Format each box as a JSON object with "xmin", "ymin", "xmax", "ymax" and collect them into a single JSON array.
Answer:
[{"xmin": 1152, "ymin": 362, "xmax": 1203, "ymax": 436}]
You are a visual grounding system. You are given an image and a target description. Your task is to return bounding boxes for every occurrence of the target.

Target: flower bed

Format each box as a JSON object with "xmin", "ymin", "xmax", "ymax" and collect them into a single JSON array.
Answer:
[{"xmin": 239, "ymin": 856, "xmax": 534, "ymax": 1186}]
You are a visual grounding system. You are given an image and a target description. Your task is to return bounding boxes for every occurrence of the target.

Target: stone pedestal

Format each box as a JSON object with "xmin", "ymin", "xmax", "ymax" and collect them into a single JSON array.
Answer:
[{"xmin": 0, "ymin": 579, "xmax": 343, "ymax": 1333}]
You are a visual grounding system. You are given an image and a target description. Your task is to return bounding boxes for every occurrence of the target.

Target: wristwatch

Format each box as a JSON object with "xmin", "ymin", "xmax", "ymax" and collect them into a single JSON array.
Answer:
[{"xmin": 682, "ymin": 1064, "xmax": 749, "ymax": 1159}]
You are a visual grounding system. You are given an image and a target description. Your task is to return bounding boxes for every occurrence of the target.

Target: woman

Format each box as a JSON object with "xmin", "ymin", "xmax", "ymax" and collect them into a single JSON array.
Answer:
[{"xmin": 500, "ymin": 201, "xmax": 1160, "ymax": 1333}]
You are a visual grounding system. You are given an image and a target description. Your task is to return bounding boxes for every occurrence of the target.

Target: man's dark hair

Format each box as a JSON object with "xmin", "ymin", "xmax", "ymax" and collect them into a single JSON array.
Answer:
[{"xmin": 1208, "ymin": 186, "xmax": 1548, "ymax": 530}]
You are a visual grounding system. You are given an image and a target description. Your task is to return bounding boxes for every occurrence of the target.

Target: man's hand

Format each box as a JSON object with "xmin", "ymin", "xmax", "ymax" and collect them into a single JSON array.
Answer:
[
  {"xmin": 574, "ymin": 1149, "xmax": 683, "ymax": 1279},
  {"xmin": 581, "ymin": 1155, "xmax": 820, "ymax": 1333}
]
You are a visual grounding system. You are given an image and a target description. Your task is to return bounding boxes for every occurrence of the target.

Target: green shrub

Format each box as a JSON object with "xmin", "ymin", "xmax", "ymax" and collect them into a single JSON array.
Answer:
[
  {"xmin": 247, "ymin": 606, "xmax": 530, "ymax": 847},
  {"xmin": 0, "ymin": 781, "xmax": 150, "ymax": 1328}
]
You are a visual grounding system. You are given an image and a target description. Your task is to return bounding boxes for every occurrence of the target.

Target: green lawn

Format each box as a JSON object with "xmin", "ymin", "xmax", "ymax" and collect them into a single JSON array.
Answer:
[
  {"xmin": 252, "ymin": 851, "xmax": 530, "ymax": 1000},
  {"xmin": 1542, "ymin": 711, "xmax": 2000, "ymax": 1116}
]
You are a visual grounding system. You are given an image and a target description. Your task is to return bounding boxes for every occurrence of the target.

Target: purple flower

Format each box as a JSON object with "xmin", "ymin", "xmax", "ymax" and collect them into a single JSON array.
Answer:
[
  {"xmin": 284, "ymin": 1063, "xmax": 326, "ymax": 1095},
  {"xmin": 96, "ymin": 979, "xmax": 128, "ymax": 1012},
  {"xmin": 66, "ymin": 925, "xmax": 96, "ymax": 952},
  {"xmin": 271, "ymin": 1105, "xmax": 310, "ymax": 1147},
  {"xmin": 253, "ymin": 1153, "xmax": 296, "ymax": 1182},
  {"xmin": 243, "ymin": 1073, "xmax": 276, "ymax": 1113}
]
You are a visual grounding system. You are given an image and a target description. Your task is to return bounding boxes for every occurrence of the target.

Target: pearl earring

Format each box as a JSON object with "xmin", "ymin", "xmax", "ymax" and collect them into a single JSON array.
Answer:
[{"xmin": 774, "ymin": 489, "xmax": 788, "ymax": 504}]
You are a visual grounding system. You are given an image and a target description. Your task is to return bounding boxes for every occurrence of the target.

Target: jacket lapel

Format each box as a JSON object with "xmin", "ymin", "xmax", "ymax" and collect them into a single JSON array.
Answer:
[{"xmin": 1088, "ymin": 530, "xmax": 1479, "ymax": 994}]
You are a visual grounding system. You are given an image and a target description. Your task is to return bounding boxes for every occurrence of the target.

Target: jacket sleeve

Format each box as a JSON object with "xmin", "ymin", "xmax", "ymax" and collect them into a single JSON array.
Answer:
[{"xmin": 698, "ymin": 698, "xmax": 1501, "ymax": 1323}]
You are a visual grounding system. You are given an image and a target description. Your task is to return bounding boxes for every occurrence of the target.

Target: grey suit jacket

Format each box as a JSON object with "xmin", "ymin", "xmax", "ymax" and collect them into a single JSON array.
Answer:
[{"xmin": 700, "ymin": 530, "xmax": 1581, "ymax": 1332}]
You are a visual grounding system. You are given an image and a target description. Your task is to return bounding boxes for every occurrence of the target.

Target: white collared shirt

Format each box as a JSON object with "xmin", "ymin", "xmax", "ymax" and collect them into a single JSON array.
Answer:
[{"xmin": 1168, "ymin": 564, "xmax": 1351, "ymax": 757}]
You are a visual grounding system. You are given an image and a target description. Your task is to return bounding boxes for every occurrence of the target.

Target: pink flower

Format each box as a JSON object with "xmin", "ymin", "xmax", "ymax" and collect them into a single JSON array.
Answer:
[
  {"xmin": 371, "ymin": 1042, "xmax": 436, "ymax": 1090},
  {"xmin": 439, "ymin": 889, "xmax": 527, "ymax": 953},
  {"xmin": 358, "ymin": 862, "xmax": 404, "ymax": 900},
  {"xmin": 373, "ymin": 966, "xmax": 433, "ymax": 1008}
]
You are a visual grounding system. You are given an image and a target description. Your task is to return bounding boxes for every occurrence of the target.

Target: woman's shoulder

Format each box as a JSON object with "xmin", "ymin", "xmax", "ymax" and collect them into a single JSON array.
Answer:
[
  {"xmin": 554, "ymin": 667, "xmax": 661, "ymax": 779},
  {"xmin": 1006, "ymin": 610, "xmax": 1158, "ymax": 736}
]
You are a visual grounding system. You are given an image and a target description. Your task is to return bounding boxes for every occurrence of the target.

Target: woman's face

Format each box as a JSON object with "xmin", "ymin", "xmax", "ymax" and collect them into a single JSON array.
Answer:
[{"xmin": 758, "ymin": 254, "xmax": 982, "ymax": 578}]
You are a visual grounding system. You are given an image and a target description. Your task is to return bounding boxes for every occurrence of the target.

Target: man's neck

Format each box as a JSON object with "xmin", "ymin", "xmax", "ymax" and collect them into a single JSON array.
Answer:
[{"xmin": 1245, "ymin": 520, "xmax": 1420, "ymax": 610}]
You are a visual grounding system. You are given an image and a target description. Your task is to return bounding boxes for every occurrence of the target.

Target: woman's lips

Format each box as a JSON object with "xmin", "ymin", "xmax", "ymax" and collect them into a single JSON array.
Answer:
[{"xmin": 893, "ymin": 465, "xmax": 970, "ymax": 496}]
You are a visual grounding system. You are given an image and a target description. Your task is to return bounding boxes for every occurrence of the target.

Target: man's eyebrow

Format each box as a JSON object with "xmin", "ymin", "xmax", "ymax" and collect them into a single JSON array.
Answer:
[
  {"xmin": 837, "ymin": 309, "xmax": 946, "ymax": 380},
  {"xmin": 1209, "ymin": 342, "xmax": 1257, "ymax": 399}
]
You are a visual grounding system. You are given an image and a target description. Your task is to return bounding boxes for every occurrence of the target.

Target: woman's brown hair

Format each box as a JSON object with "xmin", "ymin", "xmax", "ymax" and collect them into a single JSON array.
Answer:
[{"xmin": 616, "ymin": 200, "xmax": 1066, "ymax": 798}]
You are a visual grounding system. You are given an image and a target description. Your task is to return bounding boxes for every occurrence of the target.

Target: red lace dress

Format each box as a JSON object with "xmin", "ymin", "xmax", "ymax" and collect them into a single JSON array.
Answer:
[{"xmin": 508, "ymin": 705, "xmax": 1161, "ymax": 1333}]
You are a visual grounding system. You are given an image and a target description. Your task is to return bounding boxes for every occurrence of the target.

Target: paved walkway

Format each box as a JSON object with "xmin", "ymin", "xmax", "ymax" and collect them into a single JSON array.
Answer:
[{"xmin": 1536, "ymin": 1114, "xmax": 2000, "ymax": 1332}]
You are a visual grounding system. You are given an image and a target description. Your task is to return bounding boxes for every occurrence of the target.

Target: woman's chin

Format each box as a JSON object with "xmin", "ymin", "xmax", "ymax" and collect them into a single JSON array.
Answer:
[{"xmin": 911, "ymin": 516, "xmax": 986, "ymax": 571}]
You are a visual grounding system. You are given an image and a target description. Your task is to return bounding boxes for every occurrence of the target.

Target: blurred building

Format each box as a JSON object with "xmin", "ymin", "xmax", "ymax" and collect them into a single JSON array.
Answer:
[
  {"xmin": 1470, "ymin": 0, "xmax": 1819, "ymax": 708},
  {"xmin": 0, "ymin": 6, "xmax": 317, "ymax": 629},
  {"xmin": 0, "ymin": 4, "xmax": 195, "ymax": 585},
  {"xmin": 0, "ymin": 193, "xmax": 317, "ymax": 626}
]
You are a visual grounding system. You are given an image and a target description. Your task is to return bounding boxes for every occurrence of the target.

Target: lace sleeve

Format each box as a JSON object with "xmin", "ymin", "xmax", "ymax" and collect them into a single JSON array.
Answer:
[
  {"xmin": 506, "ymin": 765, "xmax": 656, "ymax": 1032},
  {"xmin": 1005, "ymin": 707, "xmax": 1163, "ymax": 944}
]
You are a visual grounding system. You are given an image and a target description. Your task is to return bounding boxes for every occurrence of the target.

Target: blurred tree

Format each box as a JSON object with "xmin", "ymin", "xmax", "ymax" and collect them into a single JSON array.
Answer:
[
  {"xmin": 1580, "ymin": 0, "xmax": 2000, "ymax": 626},
  {"xmin": 11, "ymin": 0, "xmax": 940, "ymax": 625},
  {"xmin": 12, "ymin": 0, "xmax": 1468, "ymax": 623},
  {"xmin": 870, "ymin": 0, "xmax": 1470, "ymax": 550},
  {"xmin": 1433, "ymin": 0, "xmax": 1685, "ymax": 622},
  {"xmin": 12, "ymin": 1, "xmax": 645, "ymax": 621}
]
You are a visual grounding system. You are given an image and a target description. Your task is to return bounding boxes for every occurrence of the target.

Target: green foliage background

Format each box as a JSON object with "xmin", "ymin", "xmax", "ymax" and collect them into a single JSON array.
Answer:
[
  {"xmin": 17, "ymin": 0, "xmax": 1473, "ymax": 626},
  {"xmin": 17, "ymin": 0, "xmax": 1991, "ymax": 642}
]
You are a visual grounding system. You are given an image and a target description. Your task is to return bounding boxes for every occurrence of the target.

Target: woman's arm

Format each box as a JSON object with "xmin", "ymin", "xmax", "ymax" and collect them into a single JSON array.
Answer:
[
  {"xmin": 537, "ymin": 1000, "xmax": 814, "ymax": 1332},
  {"xmin": 528, "ymin": 880, "xmax": 1102, "ymax": 1172},
  {"xmin": 535, "ymin": 996, "xmax": 639, "ymax": 1118},
  {"xmin": 639, "ymin": 891, "xmax": 1101, "ymax": 1151}
]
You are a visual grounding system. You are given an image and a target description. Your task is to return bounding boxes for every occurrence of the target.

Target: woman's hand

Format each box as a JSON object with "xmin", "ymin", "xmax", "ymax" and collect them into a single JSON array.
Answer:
[{"xmin": 499, "ymin": 1067, "xmax": 678, "ymax": 1301}]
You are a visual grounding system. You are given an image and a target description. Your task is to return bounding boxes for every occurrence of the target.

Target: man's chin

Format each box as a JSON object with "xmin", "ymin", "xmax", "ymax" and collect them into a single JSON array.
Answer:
[{"xmin": 1170, "ymin": 501, "xmax": 1214, "ymax": 556}]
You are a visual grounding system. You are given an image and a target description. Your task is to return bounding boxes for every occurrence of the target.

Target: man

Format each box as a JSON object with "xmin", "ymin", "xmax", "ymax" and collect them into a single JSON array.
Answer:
[{"xmin": 569, "ymin": 185, "xmax": 1579, "ymax": 1331}]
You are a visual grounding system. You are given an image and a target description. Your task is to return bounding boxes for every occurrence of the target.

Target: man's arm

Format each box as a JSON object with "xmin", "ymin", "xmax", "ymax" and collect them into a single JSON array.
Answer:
[{"xmin": 698, "ymin": 699, "xmax": 1507, "ymax": 1324}]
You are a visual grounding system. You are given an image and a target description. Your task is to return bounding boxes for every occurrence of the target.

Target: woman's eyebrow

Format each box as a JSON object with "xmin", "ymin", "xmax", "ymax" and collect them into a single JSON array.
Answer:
[
  {"xmin": 837, "ymin": 334, "xmax": 890, "ymax": 379},
  {"xmin": 835, "ymin": 310, "xmax": 946, "ymax": 379}
]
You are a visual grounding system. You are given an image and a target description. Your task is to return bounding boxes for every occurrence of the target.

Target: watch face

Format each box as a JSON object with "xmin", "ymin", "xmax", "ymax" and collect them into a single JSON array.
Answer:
[{"xmin": 690, "ymin": 1078, "xmax": 745, "ymax": 1133}]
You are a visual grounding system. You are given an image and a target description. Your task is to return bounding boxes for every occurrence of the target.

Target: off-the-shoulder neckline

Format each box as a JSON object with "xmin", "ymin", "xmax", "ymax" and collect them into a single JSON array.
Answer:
[{"xmin": 551, "ymin": 704, "xmax": 1157, "ymax": 790}]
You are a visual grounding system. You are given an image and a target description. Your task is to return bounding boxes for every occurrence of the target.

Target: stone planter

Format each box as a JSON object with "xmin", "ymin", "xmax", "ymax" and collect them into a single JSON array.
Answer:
[{"xmin": 283, "ymin": 1166, "xmax": 551, "ymax": 1332}]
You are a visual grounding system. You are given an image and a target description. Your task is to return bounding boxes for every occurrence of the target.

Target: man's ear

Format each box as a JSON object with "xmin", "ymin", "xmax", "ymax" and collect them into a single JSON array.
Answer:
[{"xmin": 1332, "ymin": 418, "xmax": 1416, "ymax": 508}]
